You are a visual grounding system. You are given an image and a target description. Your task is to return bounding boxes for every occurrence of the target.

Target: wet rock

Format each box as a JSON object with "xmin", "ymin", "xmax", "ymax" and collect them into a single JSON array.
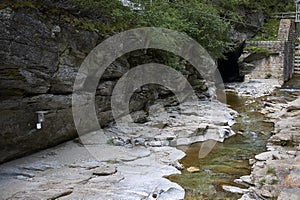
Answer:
[{"xmin": 226, "ymin": 80, "xmax": 281, "ymax": 98}]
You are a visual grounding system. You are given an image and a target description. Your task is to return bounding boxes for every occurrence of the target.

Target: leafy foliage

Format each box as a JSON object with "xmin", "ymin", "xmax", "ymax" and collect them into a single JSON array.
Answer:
[
  {"xmin": 4, "ymin": 0, "xmax": 295, "ymax": 59},
  {"xmin": 137, "ymin": 1, "xmax": 232, "ymax": 59},
  {"xmin": 251, "ymin": 19, "xmax": 280, "ymax": 41},
  {"xmin": 244, "ymin": 46, "xmax": 273, "ymax": 57}
]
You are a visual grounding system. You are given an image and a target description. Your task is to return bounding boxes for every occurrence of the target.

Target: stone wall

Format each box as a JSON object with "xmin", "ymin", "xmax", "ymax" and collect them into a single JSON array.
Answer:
[{"xmin": 240, "ymin": 19, "xmax": 296, "ymax": 83}]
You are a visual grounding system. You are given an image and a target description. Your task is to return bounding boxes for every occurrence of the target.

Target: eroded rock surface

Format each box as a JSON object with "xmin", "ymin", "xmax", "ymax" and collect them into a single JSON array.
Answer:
[
  {"xmin": 239, "ymin": 96, "xmax": 300, "ymax": 200},
  {"xmin": 0, "ymin": 95, "xmax": 237, "ymax": 199}
]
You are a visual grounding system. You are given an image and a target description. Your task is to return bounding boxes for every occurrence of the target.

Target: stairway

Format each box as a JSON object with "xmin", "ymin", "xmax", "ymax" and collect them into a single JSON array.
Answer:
[{"xmin": 294, "ymin": 43, "xmax": 300, "ymax": 74}]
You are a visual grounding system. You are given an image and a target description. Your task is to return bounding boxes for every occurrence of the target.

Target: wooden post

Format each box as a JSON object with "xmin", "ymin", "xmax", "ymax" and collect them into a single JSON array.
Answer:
[{"xmin": 296, "ymin": 0, "xmax": 300, "ymax": 22}]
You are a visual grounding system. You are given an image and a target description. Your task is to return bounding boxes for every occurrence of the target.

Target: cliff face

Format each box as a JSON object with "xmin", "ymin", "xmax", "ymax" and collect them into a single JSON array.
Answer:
[
  {"xmin": 0, "ymin": 5, "xmax": 102, "ymax": 162},
  {"xmin": 217, "ymin": 4, "xmax": 267, "ymax": 82},
  {"xmin": 230, "ymin": 5, "xmax": 266, "ymax": 42},
  {"xmin": 0, "ymin": 0, "xmax": 268, "ymax": 163},
  {"xmin": 0, "ymin": 3, "xmax": 208, "ymax": 163}
]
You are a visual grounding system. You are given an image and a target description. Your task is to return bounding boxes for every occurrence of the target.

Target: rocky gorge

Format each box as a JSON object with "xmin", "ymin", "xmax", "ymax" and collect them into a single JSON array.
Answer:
[
  {"xmin": 0, "ymin": 1, "xmax": 212, "ymax": 163},
  {"xmin": 1, "ymin": 0, "xmax": 300, "ymax": 200}
]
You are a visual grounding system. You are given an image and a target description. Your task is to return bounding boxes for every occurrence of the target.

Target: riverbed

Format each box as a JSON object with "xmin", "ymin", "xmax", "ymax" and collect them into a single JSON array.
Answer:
[{"xmin": 169, "ymin": 76, "xmax": 300, "ymax": 200}]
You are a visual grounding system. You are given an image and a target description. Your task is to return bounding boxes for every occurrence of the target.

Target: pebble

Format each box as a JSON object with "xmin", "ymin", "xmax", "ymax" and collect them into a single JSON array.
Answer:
[{"xmin": 187, "ymin": 166, "xmax": 200, "ymax": 173}]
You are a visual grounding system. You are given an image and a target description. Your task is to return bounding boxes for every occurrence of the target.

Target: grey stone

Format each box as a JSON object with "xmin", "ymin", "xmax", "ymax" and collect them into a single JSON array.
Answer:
[
  {"xmin": 92, "ymin": 165, "xmax": 117, "ymax": 176},
  {"xmin": 278, "ymin": 188, "xmax": 300, "ymax": 200}
]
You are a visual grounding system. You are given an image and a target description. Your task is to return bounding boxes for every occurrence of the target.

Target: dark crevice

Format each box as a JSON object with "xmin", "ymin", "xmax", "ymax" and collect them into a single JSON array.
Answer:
[{"xmin": 218, "ymin": 42, "xmax": 245, "ymax": 83}]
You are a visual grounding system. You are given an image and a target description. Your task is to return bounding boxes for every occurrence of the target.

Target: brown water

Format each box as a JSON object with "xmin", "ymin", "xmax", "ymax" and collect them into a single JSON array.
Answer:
[{"xmin": 168, "ymin": 75, "xmax": 300, "ymax": 200}]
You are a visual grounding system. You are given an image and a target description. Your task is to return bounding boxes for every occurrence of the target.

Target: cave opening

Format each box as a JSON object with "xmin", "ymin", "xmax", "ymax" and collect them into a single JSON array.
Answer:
[{"xmin": 217, "ymin": 43, "xmax": 245, "ymax": 83}]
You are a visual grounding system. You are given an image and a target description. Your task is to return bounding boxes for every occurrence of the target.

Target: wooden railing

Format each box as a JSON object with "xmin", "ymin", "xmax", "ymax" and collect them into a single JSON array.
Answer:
[{"xmin": 272, "ymin": 12, "xmax": 296, "ymax": 19}]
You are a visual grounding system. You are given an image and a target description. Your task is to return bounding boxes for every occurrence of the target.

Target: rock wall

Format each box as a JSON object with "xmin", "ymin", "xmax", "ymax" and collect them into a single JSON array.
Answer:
[
  {"xmin": 0, "ymin": 4, "xmax": 207, "ymax": 163},
  {"xmin": 0, "ymin": 5, "xmax": 100, "ymax": 163},
  {"xmin": 239, "ymin": 19, "xmax": 296, "ymax": 84}
]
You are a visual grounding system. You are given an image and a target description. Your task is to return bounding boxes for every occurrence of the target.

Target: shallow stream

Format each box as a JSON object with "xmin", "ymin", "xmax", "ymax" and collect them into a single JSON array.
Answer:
[{"xmin": 168, "ymin": 75, "xmax": 300, "ymax": 200}]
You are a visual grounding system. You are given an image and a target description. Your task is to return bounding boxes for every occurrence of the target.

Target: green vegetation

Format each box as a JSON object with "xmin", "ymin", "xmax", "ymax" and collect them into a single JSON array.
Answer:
[
  {"xmin": 267, "ymin": 167, "xmax": 276, "ymax": 175},
  {"xmin": 270, "ymin": 179, "xmax": 279, "ymax": 185},
  {"xmin": 2, "ymin": 0, "xmax": 295, "ymax": 59},
  {"xmin": 251, "ymin": 19, "xmax": 280, "ymax": 41},
  {"xmin": 280, "ymin": 140, "xmax": 293, "ymax": 147},
  {"xmin": 244, "ymin": 46, "xmax": 273, "ymax": 57},
  {"xmin": 211, "ymin": 0, "xmax": 294, "ymax": 18},
  {"xmin": 259, "ymin": 178, "xmax": 266, "ymax": 186},
  {"xmin": 106, "ymin": 138, "xmax": 114, "ymax": 145},
  {"xmin": 265, "ymin": 73, "xmax": 272, "ymax": 79}
]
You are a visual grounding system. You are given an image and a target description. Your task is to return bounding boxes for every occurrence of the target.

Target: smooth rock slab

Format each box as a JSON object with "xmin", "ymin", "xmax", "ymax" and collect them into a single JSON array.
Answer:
[{"xmin": 222, "ymin": 185, "xmax": 249, "ymax": 194}]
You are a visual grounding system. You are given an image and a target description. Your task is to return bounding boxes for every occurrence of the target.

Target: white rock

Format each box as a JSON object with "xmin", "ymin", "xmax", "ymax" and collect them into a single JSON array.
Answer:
[
  {"xmin": 240, "ymin": 175, "xmax": 253, "ymax": 185},
  {"xmin": 249, "ymin": 159, "xmax": 256, "ymax": 165},
  {"xmin": 222, "ymin": 185, "xmax": 249, "ymax": 194},
  {"xmin": 255, "ymin": 161, "xmax": 265, "ymax": 168},
  {"xmin": 239, "ymin": 193, "xmax": 256, "ymax": 200},
  {"xmin": 255, "ymin": 151, "xmax": 278, "ymax": 161}
]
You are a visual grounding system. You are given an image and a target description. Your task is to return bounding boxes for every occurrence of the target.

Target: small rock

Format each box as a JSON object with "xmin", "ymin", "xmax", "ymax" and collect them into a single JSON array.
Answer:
[
  {"xmin": 255, "ymin": 151, "xmax": 277, "ymax": 161},
  {"xmin": 234, "ymin": 178, "xmax": 243, "ymax": 184},
  {"xmin": 239, "ymin": 193, "xmax": 256, "ymax": 200},
  {"xmin": 255, "ymin": 161, "xmax": 265, "ymax": 168},
  {"xmin": 169, "ymin": 161, "xmax": 184, "ymax": 170},
  {"xmin": 146, "ymin": 141, "xmax": 163, "ymax": 147},
  {"xmin": 134, "ymin": 137, "xmax": 147, "ymax": 146},
  {"xmin": 286, "ymin": 105, "xmax": 300, "ymax": 112},
  {"xmin": 260, "ymin": 109, "xmax": 269, "ymax": 115},
  {"xmin": 249, "ymin": 159, "xmax": 256, "ymax": 165},
  {"xmin": 261, "ymin": 190, "xmax": 273, "ymax": 198},
  {"xmin": 187, "ymin": 166, "xmax": 200, "ymax": 173},
  {"xmin": 222, "ymin": 185, "xmax": 249, "ymax": 194},
  {"xmin": 15, "ymin": 175, "xmax": 30, "ymax": 180},
  {"xmin": 112, "ymin": 137, "xmax": 126, "ymax": 146},
  {"xmin": 287, "ymin": 151, "xmax": 297, "ymax": 156},
  {"xmin": 240, "ymin": 175, "xmax": 254, "ymax": 185},
  {"xmin": 92, "ymin": 165, "xmax": 117, "ymax": 176}
]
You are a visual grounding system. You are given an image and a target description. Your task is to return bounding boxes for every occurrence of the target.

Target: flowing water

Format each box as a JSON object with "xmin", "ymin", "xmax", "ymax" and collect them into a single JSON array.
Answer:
[{"xmin": 168, "ymin": 75, "xmax": 300, "ymax": 200}]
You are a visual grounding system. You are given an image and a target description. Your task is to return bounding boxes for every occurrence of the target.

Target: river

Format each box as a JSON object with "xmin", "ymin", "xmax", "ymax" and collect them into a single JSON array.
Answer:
[{"xmin": 168, "ymin": 75, "xmax": 300, "ymax": 200}]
